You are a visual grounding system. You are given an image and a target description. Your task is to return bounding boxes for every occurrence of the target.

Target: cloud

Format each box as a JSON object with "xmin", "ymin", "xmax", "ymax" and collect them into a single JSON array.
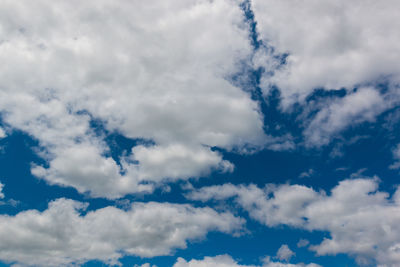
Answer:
[
  {"xmin": 0, "ymin": 127, "xmax": 5, "ymax": 139},
  {"xmin": 251, "ymin": 0, "xmax": 400, "ymax": 147},
  {"xmin": 303, "ymin": 87, "xmax": 388, "ymax": 147},
  {"xmin": 0, "ymin": 0, "xmax": 268, "ymax": 198},
  {"xmin": 187, "ymin": 177, "xmax": 400, "ymax": 266},
  {"xmin": 276, "ymin": 244, "xmax": 294, "ymax": 262},
  {"xmin": 389, "ymin": 144, "xmax": 400, "ymax": 169},
  {"xmin": 0, "ymin": 182, "xmax": 4, "ymax": 199},
  {"xmin": 252, "ymin": 0, "xmax": 400, "ymax": 107},
  {"xmin": 262, "ymin": 257, "xmax": 320, "ymax": 267},
  {"xmin": 297, "ymin": 239, "xmax": 309, "ymax": 248},
  {"xmin": 30, "ymin": 142, "xmax": 234, "ymax": 198},
  {"xmin": 299, "ymin": 169, "xmax": 314, "ymax": 179},
  {"xmin": 173, "ymin": 255, "xmax": 254, "ymax": 267},
  {"xmin": 173, "ymin": 254, "xmax": 319, "ymax": 267},
  {"xmin": 0, "ymin": 199, "xmax": 244, "ymax": 266},
  {"xmin": 0, "ymin": 182, "xmax": 19, "ymax": 207}
]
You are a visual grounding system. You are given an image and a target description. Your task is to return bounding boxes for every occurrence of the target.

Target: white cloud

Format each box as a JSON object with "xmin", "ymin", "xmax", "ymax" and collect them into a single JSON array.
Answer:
[
  {"xmin": 0, "ymin": 198, "xmax": 244, "ymax": 266},
  {"xmin": 173, "ymin": 255, "xmax": 319, "ymax": 267},
  {"xmin": 276, "ymin": 244, "xmax": 294, "ymax": 262},
  {"xmin": 299, "ymin": 169, "xmax": 314, "ymax": 179},
  {"xmin": 389, "ymin": 144, "xmax": 400, "ymax": 169},
  {"xmin": 0, "ymin": 182, "xmax": 4, "ymax": 199},
  {"xmin": 252, "ymin": 0, "xmax": 400, "ymax": 147},
  {"xmin": 30, "ymin": 142, "xmax": 236, "ymax": 198},
  {"xmin": 303, "ymin": 87, "xmax": 388, "ymax": 147},
  {"xmin": 128, "ymin": 144, "xmax": 234, "ymax": 182},
  {"xmin": 297, "ymin": 239, "xmax": 309, "ymax": 248},
  {"xmin": 134, "ymin": 264, "xmax": 157, "ymax": 267},
  {"xmin": 252, "ymin": 0, "xmax": 400, "ymax": 107},
  {"xmin": 188, "ymin": 177, "xmax": 400, "ymax": 266},
  {"xmin": 262, "ymin": 257, "xmax": 320, "ymax": 267},
  {"xmin": 173, "ymin": 255, "xmax": 254, "ymax": 267},
  {"xmin": 0, "ymin": 0, "xmax": 268, "ymax": 198},
  {"xmin": 0, "ymin": 127, "xmax": 5, "ymax": 138}
]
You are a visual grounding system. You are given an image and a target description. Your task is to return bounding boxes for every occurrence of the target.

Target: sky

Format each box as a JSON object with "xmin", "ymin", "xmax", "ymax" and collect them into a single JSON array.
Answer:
[{"xmin": 0, "ymin": 0, "xmax": 400, "ymax": 266}]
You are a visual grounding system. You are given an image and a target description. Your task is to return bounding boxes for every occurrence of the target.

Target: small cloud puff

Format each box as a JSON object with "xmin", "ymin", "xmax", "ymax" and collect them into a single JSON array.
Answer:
[{"xmin": 0, "ymin": 182, "xmax": 4, "ymax": 199}]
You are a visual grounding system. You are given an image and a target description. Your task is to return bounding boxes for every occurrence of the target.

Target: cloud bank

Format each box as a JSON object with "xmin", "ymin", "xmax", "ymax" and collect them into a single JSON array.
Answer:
[
  {"xmin": 173, "ymin": 254, "xmax": 320, "ymax": 267},
  {"xmin": 188, "ymin": 177, "xmax": 400, "ymax": 266},
  {"xmin": 0, "ymin": 199, "xmax": 243, "ymax": 266}
]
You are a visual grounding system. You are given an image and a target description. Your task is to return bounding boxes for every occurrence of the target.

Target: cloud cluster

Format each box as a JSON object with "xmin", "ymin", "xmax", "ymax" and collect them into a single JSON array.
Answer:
[
  {"xmin": 251, "ymin": 0, "xmax": 400, "ymax": 146},
  {"xmin": 1, "ymin": 1, "xmax": 400, "ymax": 266},
  {"xmin": 0, "ymin": 198, "xmax": 243, "ymax": 266},
  {"xmin": 303, "ymin": 87, "xmax": 388, "ymax": 147},
  {"xmin": 0, "ymin": 0, "xmax": 267, "ymax": 198},
  {"xmin": 173, "ymin": 255, "xmax": 320, "ymax": 267},
  {"xmin": 252, "ymin": 0, "xmax": 400, "ymax": 106},
  {"xmin": 188, "ymin": 177, "xmax": 400, "ymax": 266}
]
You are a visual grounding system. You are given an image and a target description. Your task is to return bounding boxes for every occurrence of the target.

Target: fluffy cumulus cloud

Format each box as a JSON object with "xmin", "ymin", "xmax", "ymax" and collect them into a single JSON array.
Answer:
[
  {"xmin": 303, "ymin": 87, "xmax": 389, "ymax": 147},
  {"xmin": 0, "ymin": 198, "xmax": 243, "ymax": 266},
  {"xmin": 188, "ymin": 177, "xmax": 400, "ymax": 266},
  {"xmin": 252, "ymin": 0, "xmax": 400, "ymax": 106},
  {"xmin": 0, "ymin": 0, "xmax": 267, "ymax": 198},
  {"xmin": 173, "ymin": 255, "xmax": 320, "ymax": 267},
  {"xmin": 251, "ymin": 0, "xmax": 400, "ymax": 147},
  {"xmin": 276, "ymin": 244, "xmax": 294, "ymax": 262}
]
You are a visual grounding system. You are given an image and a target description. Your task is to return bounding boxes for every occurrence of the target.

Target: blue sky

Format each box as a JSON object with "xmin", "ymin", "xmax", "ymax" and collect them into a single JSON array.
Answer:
[{"xmin": 0, "ymin": 0, "xmax": 400, "ymax": 266}]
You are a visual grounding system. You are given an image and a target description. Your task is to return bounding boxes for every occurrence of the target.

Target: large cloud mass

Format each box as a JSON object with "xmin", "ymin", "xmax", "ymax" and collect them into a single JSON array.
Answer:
[
  {"xmin": 252, "ymin": 0, "xmax": 400, "ymax": 147},
  {"xmin": 0, "ymin": 0, "xmax": 267, "ymax": 198},
  {"xmin": 0, "ymin": 199, "xmax": 243, "ymax": 266},
  {"xmin": 252, "ymin": 0, "xmax": 400, "ymax": 106},
  {"xmin": 188, "ymin": 177, "xmax": 400, "ymax": 266}
]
